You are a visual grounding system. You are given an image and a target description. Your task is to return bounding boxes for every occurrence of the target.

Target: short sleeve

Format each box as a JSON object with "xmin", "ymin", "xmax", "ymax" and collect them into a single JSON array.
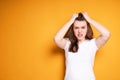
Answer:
[
  {"xmin": 64, "ymin": 39, "xmax": 70, "ymax": 51},
  {"xmin": 89, "ymin": 38, "xmax": 99, "ymax": 67},
  {"xmin": 90, "ymin": 38, "xmax": 99, "ymax": 51}
]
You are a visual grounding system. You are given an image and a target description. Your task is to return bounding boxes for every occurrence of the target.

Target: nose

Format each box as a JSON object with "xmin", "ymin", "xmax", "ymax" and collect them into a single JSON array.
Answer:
[{"xmin": 78, "ymin": 29, "xmax": 81, "ymax": 33}]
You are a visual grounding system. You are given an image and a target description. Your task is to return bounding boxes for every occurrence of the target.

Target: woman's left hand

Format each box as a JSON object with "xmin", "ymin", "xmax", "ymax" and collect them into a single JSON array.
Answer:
[{"xmin": 82, "ymin": 12, "xmax": 92, "ymax": 23}]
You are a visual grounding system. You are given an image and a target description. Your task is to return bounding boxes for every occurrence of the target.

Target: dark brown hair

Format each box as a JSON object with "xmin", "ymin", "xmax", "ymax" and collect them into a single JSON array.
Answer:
[{"xmin": 64, "ymin": 13, "xmax": 93, "ymax": 53}]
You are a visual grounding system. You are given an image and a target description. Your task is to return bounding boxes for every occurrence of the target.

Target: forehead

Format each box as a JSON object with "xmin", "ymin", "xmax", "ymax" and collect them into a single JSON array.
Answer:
[{"xmin": 74, "ymin": 20, "xmax": 87, "ymax": 27}]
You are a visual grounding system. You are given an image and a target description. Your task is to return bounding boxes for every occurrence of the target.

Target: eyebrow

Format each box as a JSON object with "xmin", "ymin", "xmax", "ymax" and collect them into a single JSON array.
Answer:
[
  {"xmin": 74, "ymin": 26, "xmax": 79, "ymax": 27},
  {"xmin": 81, "ymin": 26, "xmax": 86, "ymax": 27},
  {"xmin": 74, "ymin": 26, "xmax": 80, "ymax": 29}
]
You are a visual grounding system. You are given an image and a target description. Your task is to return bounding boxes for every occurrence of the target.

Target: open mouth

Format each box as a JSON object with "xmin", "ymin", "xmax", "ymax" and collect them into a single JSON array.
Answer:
[{"xmin": 78, "ymin": 34, "xmax": 83, "ymax": 37}]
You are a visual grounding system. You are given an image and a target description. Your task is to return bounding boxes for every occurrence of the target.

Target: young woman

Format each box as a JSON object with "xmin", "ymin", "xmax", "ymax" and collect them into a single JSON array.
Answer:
[{"xmin": 54, "ymin": 12, "xmax": 110, "ymax": 80}]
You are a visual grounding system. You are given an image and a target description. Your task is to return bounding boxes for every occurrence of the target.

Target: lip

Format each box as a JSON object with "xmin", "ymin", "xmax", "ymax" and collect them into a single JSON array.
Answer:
[{"xmin": 78, "ymin": 34, "xmax": 83, "ymax": 37}]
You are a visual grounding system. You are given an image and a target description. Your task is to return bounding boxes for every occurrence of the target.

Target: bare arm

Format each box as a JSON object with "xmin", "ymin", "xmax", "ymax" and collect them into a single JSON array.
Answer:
[
  {"xmin": 83, "ymin": 12, "xmax": 111, "ymax": 49},
  {"xmin": 54, "ymin": 14, "xmax": 78, "ymax": 49}
]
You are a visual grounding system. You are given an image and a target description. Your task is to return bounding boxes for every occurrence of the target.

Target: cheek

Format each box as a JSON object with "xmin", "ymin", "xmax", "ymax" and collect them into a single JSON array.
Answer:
[
  {"xmin": 83, "ymin": 28, "xmax": 87, "ymax": 33},
  {"xmin": 73, "ymin": 29, "xmax": 78, "ymax": 35},
  {"xmin": 84, "ymin": 29, "xmax": 87, "ymax": 33},
  {"xmin": 82, "ymin": 29, "xmax": 88, "ymax": 36}
]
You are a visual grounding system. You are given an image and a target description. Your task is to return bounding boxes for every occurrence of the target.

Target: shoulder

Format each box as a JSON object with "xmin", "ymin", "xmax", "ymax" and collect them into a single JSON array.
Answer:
[
  {"xmin": 89, "ymin": 38, "xmax": 99, "ymax": 50},
  {"xmin": 63, "ymin": 38, "xmax": 71, "ymax": 50}
]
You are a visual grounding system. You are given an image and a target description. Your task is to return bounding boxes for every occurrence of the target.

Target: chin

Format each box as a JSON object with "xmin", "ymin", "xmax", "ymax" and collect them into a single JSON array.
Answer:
[{"xmin": 77, "ymin": 37, "xmax": 85, "ymax": 41}]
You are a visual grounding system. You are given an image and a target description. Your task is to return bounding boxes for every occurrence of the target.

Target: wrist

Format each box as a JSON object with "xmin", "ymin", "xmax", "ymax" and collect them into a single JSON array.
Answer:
[
  {"xmin": 69, "ymin": 18, "xmax": 75, "ymax": 23},
  {"xmin": 87, "ymin": 18, "xmax": 93, "ymax": 23}
]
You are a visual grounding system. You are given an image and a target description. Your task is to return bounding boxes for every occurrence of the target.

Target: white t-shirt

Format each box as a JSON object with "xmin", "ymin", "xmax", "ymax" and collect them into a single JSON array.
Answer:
[{"xmin": 64, "ymin": 38, "xmax": 98, "ymax": 80}]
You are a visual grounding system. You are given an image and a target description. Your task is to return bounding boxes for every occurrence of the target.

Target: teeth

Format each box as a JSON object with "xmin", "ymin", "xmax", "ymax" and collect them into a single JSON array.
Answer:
[{"xmin": 78, "ymin": 34, "xmax": 83, "ymax": 37}]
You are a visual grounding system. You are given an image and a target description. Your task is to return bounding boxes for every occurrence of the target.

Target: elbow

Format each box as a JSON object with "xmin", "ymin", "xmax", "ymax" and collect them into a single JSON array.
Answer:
[
  {"xmin": 103, "ymin": 31, "xmax": 111, "ymax": 40},
  {"xmin": 54, "ymin": 36, "xmax": 60, "ymax": 44},
  {"xmin": 54, "ymin": 36, "xmax": 57, "ymax": 43},
  {"xmin": 106, "ymin": 31, "xmax": 111, "ymax": 38}
]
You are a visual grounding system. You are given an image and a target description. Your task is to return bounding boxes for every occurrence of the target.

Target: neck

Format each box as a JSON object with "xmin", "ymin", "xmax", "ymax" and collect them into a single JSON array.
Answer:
[{"xmin": 78, "ymin": 38, "xmax": 86, "ymax": 44}]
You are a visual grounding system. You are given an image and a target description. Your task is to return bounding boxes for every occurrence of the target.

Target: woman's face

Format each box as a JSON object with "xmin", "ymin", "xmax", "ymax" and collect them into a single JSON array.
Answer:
[{"xmin": 73, "ymin": 20, "xmax": 88, "ymax": 41}]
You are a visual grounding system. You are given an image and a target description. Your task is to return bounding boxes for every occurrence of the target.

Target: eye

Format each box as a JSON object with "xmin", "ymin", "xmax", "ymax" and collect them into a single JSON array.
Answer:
[
  {"xmin": 81, "ymin": 26, "xmax": 85, "ymax": 29},
  {"xmin": 74, "ymin": 26, "xmax": 79, "ymax": 29}
]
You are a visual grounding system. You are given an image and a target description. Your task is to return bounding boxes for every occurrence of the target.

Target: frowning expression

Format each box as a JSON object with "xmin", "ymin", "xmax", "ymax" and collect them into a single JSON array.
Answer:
[{"xmin": 73, "ymin": 20, "xmax": 88, "ymax": 41}]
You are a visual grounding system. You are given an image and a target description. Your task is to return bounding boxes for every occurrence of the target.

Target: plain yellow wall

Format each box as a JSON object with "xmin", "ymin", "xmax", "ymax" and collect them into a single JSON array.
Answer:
[{"xmin": 0, "ymin": 0, "xmax": 120, "ymax": 80}]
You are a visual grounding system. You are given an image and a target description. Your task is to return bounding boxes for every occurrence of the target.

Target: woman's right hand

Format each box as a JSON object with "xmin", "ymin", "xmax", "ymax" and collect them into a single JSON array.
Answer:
[
  {"xmin": 70, "ymin": 13, "xmax": 78, "ymax": 22},
  {"xmin": 82, "ymin": 12, "xmax": 92, "ymax": 23}
]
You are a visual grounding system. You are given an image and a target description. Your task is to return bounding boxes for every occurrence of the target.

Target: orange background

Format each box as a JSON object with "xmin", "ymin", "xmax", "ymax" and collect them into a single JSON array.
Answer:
[{"xmin": 0, "ymin": 0, "xmax": 120, "ymax": 80}]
